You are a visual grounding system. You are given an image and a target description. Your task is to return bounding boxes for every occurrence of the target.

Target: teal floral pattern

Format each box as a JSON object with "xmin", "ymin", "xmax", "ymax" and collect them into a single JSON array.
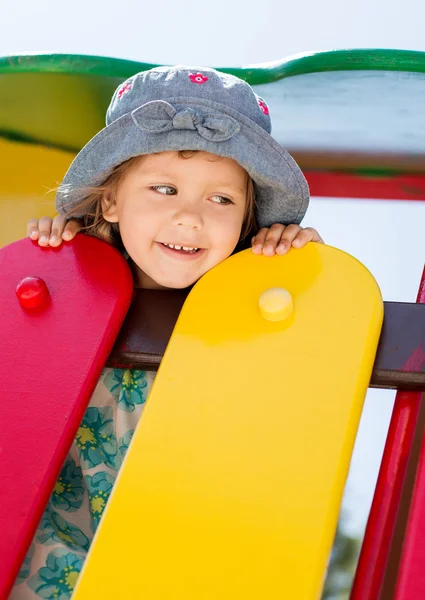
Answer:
[
  {"xmin": 119, "ymin": 429, "xmax": 135, "ymax": 458},
  {"xmin": 104, "ymin": 369, "xmax": 148, "ymax": 412},
  {"xmin": 11, "ymin": 367, "xmax": 153, "ymax": 599},
  {"xmin": 36, "ymin": 505, "xmax": 90, "ymax": 552},
  {"xmin": 86, "ymin": 471, "xmax": 115, "ymax": 531},
  {"xmin": 28, "ymin": 549, "xmax": 83, "ymax": 599},
  {"xmin": 16, "ymin": 543, "xmax": 34, "ymax": 584},
  {"xmin": 51, "ymin": 456, "xmax": 84, "ymax": 512},
  {"xmin": 75, "ymin": 406, "xmax": 119, "ymax": 469}
]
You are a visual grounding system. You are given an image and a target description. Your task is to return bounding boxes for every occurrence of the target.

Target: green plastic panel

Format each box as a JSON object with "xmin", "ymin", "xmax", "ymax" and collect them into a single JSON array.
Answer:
[
  {"xmin": 3, "ymin": 49, "xmax": 425, "ymax": 83},
  {"xmin": 1, "ymin": 49, "xmax": 425, "ymax": 172}
]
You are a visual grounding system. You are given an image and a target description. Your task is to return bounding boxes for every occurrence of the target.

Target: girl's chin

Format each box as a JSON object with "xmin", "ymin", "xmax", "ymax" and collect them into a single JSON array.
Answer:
[
  {"xmin": 133, "ymin": 268, "xmax": 201, "ymax": 290},
  {"xmin": 130, "ymin": 253, "xmax": 231, "ymax": 290},
  {"xmin": 155, "ymin": 274, "xmax": 200, "ymax": 290}
]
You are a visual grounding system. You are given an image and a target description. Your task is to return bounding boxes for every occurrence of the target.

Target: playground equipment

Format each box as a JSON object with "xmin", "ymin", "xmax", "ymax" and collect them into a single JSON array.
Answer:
[{"xmin": 1, "ymin": 50, "xmax": 425, "ymax": 599}]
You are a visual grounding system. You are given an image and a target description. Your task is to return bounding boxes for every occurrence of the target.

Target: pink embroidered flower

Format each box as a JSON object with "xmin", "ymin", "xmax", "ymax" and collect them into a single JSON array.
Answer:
[
  {"xmin": 189, "ymin": 72, "xmax": 208, "ymax": 84},
  {"xmin": 258, "ymin": 99, "xmax": 269, "ymax": 115},
  {"xmin": 118, "ymin": 82, "xmax": 132, "ymax": 99}
]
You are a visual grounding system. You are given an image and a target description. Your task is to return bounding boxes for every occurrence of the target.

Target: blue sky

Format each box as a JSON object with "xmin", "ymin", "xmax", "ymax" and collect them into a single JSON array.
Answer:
[{"xmin": 2, "ymin": 0, "xmax": 425, "ymax": 534}]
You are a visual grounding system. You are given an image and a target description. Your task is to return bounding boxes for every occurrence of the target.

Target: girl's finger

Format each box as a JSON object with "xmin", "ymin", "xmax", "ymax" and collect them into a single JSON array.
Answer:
[
  {"xmin": 272, "ymin": 224, "xmax": 302, "ymax": 255},
  {"xmin": 276, "ymin": 225, "xmax": 324, "ymax": 254},
  {"xmin": 263, "ymin": 224, "xmax": 288, "ymax": 256},
  {"xmin": 62, "ymin": 218, "xmax": 83, "ymax": 241},
  {"xmin": 27, "ymin": 218, "xmax": 40, "ymax": 240},
  {"xmin": 292, "ymin": 227, "xmax": 324, "ymax": 247},
  {"xmin": 37, "ymin": 216, "xmax": 54, "ymax": 246},
  {"xmin": 251, "ymin": 227, "xmax": 275, "ymax": 254},
  {"xmin": 290, "ymin": 228, "xmax": 315, "ymax": 248},
  {"xmin": 307, "ymin": 227, "xmax": 324, "ymax": 244},
  {"xmin": 49, "ymin": 215, "xmax": 68, "ymax": 246}
]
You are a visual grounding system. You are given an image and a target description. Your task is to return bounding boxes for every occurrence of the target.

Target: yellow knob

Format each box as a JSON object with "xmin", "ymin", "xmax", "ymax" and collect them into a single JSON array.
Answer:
[{"xmin": 259, "ymin": 287, "xmax": 294, "ymax": 322}]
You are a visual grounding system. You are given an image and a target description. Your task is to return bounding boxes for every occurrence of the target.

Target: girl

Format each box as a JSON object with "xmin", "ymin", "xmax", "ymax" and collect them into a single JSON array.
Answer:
[{"xmin": 14, "ymin": 64, "xmax": 322, "ymax": 599}]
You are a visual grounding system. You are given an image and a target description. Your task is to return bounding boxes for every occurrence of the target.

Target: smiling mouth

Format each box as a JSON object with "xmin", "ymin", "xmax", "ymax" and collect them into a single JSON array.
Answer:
[{"xmin": 160, "ymin": 242, "xmax": 202, "ymax": 254}]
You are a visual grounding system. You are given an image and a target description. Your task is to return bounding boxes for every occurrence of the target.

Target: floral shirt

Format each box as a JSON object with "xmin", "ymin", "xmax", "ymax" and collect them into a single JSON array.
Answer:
[{"xmin": 10, "ymin": 367, "xmax": 155, "ymax": 600}]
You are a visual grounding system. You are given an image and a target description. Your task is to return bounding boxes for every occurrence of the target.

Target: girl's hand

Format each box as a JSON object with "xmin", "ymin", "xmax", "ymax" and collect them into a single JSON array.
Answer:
[
  {"xmin": 27, "ymin": 215, "xmax": 83, "ymax": 247},
  {"xmin": 251, "ymin": 224, "xmax": 324, "ymax": 256}
]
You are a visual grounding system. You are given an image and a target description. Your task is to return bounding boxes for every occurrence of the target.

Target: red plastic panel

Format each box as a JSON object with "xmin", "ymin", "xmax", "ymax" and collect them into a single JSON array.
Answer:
[
  {"xmin": 394, "ymin": 417, "xmax": 425, "ymax": 595},
  {"xmin": 351, "ymin": 267, "xmax": 425, "ymax": 600},
  {"xmin": 350, "ymin": 392, "xmax": 423, "ymax": 599},
  {"xmin": 305, "ymin": 171, "xmax": 425, "ymax": 200},
  {"xmin": 0, "ymin": 236, "xmax": 133, "ymax": 599}
]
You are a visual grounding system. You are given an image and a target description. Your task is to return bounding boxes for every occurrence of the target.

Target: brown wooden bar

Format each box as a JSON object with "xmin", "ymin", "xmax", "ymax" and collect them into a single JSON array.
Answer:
[{"xmin": 107, "ymin": 292, "xmax": 425, "ymax": 391}]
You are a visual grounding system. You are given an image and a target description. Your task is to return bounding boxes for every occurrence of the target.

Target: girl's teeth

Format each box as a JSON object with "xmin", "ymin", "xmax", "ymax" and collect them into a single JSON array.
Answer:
[{"xmin": 162, "ymin": 243, "xmax": 199, "ymax": 252}]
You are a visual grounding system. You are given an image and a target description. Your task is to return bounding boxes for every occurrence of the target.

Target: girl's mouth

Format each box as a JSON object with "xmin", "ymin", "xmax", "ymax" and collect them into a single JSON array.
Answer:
[{"xmin": 156, "ymin": 242, "xmax": 206, "ymax": 260}]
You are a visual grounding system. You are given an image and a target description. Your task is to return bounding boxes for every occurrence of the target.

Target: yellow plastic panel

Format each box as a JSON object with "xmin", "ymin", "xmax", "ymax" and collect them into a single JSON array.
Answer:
[
  {"xmin": 0, "ymin": 138, "xmax": 74, "ymax": 246},
  {"xmin": 74, "ymin": 243, "xmax": 383, "ymax": 600}
]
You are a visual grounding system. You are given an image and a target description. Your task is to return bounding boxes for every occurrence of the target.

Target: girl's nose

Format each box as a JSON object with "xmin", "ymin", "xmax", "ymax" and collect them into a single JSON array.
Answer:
[{"xmin": 172, "ymin": 207, "xmax": 203, "ymax": 230}]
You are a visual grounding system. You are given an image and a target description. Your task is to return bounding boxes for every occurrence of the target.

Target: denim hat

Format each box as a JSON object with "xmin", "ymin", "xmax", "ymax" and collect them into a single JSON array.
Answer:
[{"xmin": 57, "ymin": 65, "xmax": 309, "ymax": 229}]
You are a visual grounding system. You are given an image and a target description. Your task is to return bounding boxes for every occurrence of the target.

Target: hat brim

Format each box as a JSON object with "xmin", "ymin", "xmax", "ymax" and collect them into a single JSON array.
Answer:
[{"xmin": 57, "ymin": 97, "xmax": 309, "ymax": 229}]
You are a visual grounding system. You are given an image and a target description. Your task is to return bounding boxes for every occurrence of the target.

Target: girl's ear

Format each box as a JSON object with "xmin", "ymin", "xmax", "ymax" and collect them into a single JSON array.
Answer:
[{"xmin": 102, "ymin": 193, "xmax": 119, "ymax": 223}]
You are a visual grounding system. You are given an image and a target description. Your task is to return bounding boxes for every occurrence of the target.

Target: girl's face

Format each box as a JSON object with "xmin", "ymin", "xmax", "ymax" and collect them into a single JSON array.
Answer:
[{"xmin": 103, "ymin": 151, "xmax": 248, "ymax": 289}]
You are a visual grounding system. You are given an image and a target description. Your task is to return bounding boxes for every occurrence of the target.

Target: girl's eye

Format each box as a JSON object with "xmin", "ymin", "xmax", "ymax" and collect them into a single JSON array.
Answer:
[
  {"xmin": 150, "ymin": 185, "xmax": 176, "ymax": 195},
  {"xmin": 210, "ymin": 195, "xmax": 233, "ymax": 205}
]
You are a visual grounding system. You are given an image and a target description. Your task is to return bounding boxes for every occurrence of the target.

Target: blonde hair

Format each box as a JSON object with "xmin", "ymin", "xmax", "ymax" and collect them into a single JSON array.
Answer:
[{"xmin": 63, "ymin": 151, "xmax": 257, "ymax": 247}]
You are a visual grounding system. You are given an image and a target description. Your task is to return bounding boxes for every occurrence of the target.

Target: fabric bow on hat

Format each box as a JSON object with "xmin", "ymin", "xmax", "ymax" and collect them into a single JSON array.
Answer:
[{"xmin": 132, "ymin": 100, "xmax": 240, "ymax": 142}]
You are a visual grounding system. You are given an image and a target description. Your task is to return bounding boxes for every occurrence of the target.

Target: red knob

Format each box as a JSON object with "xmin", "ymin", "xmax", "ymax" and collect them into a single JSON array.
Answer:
[{"xmin": 16, "ymin": 276, "xmax": 49, "ymax": 309}]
